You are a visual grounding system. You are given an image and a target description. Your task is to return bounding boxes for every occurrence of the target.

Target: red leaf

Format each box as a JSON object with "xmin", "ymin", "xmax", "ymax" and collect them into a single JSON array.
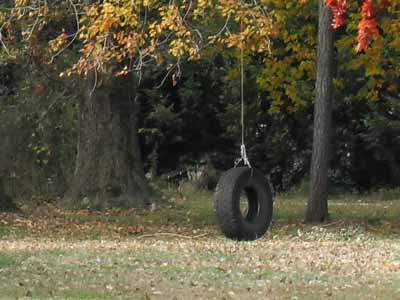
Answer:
[
  {"xmin": 356, "ymin": 0, "xmax": 379, "ymax": 52},
  {"xmin": 325, "ymin": 0, "xmax": 347, "ymax": 29}
]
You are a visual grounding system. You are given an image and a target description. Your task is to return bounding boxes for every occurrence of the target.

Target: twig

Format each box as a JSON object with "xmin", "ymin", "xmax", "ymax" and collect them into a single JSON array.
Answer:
[
  {"xmin": 320, "ymin": 221, "xmax": 343, "ymax": 227},
  {"xmin": 136, "ymin": 232, "xmax": 209, "ymax": 239},
  {"xmin": 0, "ymin": 32, "xmax": 11, "ymax": 56},
  {"xmin": 89, "ymin": 68, "xmax": 98, "ymax": 99},
  {"xmin": 210, "ymin": 14, "xmax": 231, "ymax": 40},
  {"xmin": 49, "ymin": 0, "xmax": 81, "ymax": 64}
]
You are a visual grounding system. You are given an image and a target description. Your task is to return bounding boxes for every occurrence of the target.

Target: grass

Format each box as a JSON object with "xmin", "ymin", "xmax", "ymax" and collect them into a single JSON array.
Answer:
[
  {"xmin": 0, "ymin": 254, "xmax": 15, "ymax": 269},
  {"xmin": 1, "ymin": 237, "xmax": 399, "ymax": 300},
  {"xmin": 0, "ymin": 184, "xmax": 400, "ymax": 299}
]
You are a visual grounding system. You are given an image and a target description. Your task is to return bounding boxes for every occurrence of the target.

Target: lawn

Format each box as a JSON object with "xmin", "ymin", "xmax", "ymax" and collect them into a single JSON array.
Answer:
[{"xmin": 0, "ymin": 185, "xmax": 400, "ymax": 300}]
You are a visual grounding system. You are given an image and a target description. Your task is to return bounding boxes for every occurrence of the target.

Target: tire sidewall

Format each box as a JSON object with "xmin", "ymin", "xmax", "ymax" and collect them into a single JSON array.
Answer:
[
  {"xmin": 215, "ymin": 167, "xmax": 273, "ymax": 241},
  {"xmin": 234, "ymin": 168, "xmax": 273, "ymax": 239}
]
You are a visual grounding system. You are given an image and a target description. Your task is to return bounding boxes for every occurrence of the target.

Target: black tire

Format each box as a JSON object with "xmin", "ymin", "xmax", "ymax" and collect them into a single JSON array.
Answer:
[{"xmin": 214, "ymin": 167, "xmax": 273, "ymax": 241}]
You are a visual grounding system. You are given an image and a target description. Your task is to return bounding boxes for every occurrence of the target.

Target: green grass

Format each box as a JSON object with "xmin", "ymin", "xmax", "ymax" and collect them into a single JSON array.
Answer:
[
  {"xmin": 0, "ymin": 225, "xmax": 27, "ymax": 239},
  {"xmin": 0, "ymin": 288, "xmax": 119, "ymax": 300},
  {"xmin": 0, "ymin": 254, "xmax": 15, "ymax": 269},
  {"xmin": 176, "ymin": 183, "xmax": 400, "ymax": 241},
  {"xmin": 3, "ymin": 182, "xmax": 400, "ymax": 240},
  {"xmin": 1, "ymin": 237, "xmax": 399, "ymax": 300},
  {"xmin": 70, "ymin": 184, "xmax": 400, "ymax": 239},
  {"xmin": 0, "ymin": 226, "xmax": 11, "ymax": 238}
]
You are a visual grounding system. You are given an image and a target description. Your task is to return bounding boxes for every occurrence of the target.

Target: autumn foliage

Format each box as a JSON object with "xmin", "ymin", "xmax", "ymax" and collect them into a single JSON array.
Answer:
[
  {"xmin": 325, "ymin": 0, "xmax": 347, "ymax": 29},
  {"xmin": 324, "ymin": 0, "xmax": 390, "ymax": 51}
]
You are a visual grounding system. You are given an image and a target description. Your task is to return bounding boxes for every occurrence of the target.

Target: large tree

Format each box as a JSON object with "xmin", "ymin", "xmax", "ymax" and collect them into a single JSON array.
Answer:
[
  {"xmin": 1, "ymin": 1, "xmax": 273, "ymax": 209},
  {"xmin": 62, "ymin": 73, "xmax": 152, "ymax": 208},
  {"xmin": 60, "ymin": 1, "xmax": 152, "ymax": 208},
  {"xmin": 1, "ymin": 1, "xmax": 155, "ymax": 208}
]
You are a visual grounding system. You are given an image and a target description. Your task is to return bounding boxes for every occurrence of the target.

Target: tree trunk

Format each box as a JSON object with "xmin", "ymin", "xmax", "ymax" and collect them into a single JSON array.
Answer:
[
  {"xmin": 63, "ymin": 72, "xmax": 152, "ymax": 209},
  {"xmin": 305, "ymin": 0, "xmax": 335, "ymax": 223},
  {"xmin": 0, "ymin": 178, "xmax": 16, "ymax": 212}
]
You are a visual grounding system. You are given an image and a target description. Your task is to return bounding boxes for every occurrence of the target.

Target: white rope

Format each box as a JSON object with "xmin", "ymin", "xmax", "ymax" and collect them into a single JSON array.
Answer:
[
  {"xmin": 241, "ymin": 35, "xmax": 245, "ymax": 147},
  {"xmin": 235, "ymin": 23, "xmax": 251, "ymax": 169}
]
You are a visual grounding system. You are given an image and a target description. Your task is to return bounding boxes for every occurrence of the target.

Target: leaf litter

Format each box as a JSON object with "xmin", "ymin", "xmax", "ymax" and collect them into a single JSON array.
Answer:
[{"xmin": 0, "ymin": 203, "xmax": 399, "ymax": 299}]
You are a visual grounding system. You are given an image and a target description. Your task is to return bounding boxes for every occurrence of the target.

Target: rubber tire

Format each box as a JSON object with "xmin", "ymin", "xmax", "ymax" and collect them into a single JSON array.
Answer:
[{"xmin": 214, "ymin": 167, "xmax": 273, "ymax": 241}]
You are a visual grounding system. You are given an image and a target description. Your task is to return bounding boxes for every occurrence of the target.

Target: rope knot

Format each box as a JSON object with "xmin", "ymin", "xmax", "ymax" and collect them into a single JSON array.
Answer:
[{"xmin": 235, "ymin": 144, "xmax": 252, "ymax": 168}]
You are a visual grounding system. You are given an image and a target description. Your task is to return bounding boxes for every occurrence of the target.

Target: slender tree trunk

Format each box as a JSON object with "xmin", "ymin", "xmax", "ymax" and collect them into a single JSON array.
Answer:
[
  {"xmin": 305, "ymin": 0, "xmax": 335, "ymax": 223},
  {"xmin": 63, "ymin": 72, "xmax": 152, "ymax": 209}
]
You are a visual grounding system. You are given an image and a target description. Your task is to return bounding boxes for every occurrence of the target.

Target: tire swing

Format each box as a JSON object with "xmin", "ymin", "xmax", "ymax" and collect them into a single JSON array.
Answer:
[
  {"xmin": 214, "ymin": 32, "xmax": 274, "ymax": 241},
  {"xmin": 214, "ymin": 166, "xmax": 273, "ymax": 241}
]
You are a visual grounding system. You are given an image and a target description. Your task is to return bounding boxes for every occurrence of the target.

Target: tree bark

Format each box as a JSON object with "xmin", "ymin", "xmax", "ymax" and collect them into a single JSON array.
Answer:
[
  {"xmin": 0, "ymin": 178, "xmax": 16, "ymax": 212},
  {"xmin": 63, "ymin": 72, "xmax": 152, "ymax": 209},
  {"xmin": 305, "ymin": 0, "xmax": 335, "ymax": 223}
]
